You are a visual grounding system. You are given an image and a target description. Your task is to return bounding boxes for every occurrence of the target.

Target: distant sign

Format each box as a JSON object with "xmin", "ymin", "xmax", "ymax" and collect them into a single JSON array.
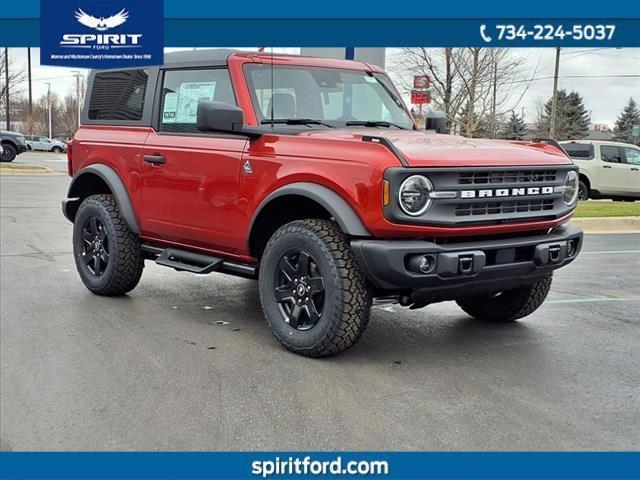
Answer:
[
  {"xmin": 411, "ymin": 90, "xmax": 430, "ymax": 105},
  {"xmin": 413, "ymin": 75, "xmax": 430, "ymax": 89}
]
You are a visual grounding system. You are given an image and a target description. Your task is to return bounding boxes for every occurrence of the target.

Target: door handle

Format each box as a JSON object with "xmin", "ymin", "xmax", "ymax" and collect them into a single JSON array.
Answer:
[
  {"xmin": 602, "ymin": 165, "xmax": 612, "ymax": 169},
  {"xmin": 144, "ymin": 154, "xmax": 166, "ymax": 165}
]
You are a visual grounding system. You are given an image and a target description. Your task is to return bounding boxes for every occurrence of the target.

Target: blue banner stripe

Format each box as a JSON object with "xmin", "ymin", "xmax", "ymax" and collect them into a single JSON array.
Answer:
[
  {"xmin": 1, "ymin": 0, "xmax": 635, "ymax": 19},
  {"xmin": 1, "ymin": 452, "xmax": 640, "ymax": 479},
  {"xmin": 1, "ymin": 19, "xmax": 639, "ymax": 47}
]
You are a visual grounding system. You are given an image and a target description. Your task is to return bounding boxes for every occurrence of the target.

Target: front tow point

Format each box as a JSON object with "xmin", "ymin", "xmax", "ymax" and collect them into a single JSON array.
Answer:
[
  {"xmin": 534, "ymin": 242, "xmax": 567, "ymax": 266},
  {"xmin": 458, "ymin": 255, "xmax": 474, "ymax": 274},
  {"xmin": 436, "ymin": 251, "xmax": 486, "ymax": 277}
]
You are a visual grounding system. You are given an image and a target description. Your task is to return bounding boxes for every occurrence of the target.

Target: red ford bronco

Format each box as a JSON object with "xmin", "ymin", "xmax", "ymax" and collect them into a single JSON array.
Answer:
[{"xmin": 63, "ymin": 49, "xmax": 583, "ymax": 356}]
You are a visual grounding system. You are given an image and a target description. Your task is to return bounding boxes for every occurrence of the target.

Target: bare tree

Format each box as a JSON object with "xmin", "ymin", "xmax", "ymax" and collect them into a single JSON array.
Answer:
[
  {"xmin": 390, "ymin": 48, "xmax": 538, "ymax": 137},
  {"xmin": 0, "ymin": 49, "xmax": 26, "ymax": 127},
  {"xmin": 59, "ymin": 93, "xmax": 79, "ymax": 137}
]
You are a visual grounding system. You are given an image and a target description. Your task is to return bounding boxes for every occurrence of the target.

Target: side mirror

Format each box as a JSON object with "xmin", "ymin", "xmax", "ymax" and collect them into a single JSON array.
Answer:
[
  {"xmin": 425, "ymin": 111, "xmax": 447, "ymax": 134},
  {"xmin": 197, "ymin": 101, "xmax": 244, "ymax": 134},
  {"xmin": 196, "ymin": 101, "xmax": 262, "ymax": 139}
]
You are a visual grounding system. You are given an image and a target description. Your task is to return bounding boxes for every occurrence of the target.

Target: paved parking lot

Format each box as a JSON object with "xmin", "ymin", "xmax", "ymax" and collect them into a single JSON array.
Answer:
[{"xmin": 1, "ymin": 154, "xmax": 639, "ymax": 451}]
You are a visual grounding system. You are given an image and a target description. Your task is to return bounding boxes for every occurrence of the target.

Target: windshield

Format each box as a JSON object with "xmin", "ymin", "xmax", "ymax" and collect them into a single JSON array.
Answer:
[{"xmin": 244, "ymin": 65, "xmax": 414, "ymax": 130}]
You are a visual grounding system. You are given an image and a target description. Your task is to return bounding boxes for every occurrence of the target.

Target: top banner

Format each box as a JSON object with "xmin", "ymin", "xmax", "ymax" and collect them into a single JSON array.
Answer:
[
  {"xmin": 1, "ymin": 0, "xmax": 637, "ymax": 18},
  {"xmin": 0, "ymin": 0, "xmax": 638, "ymax": 48}
]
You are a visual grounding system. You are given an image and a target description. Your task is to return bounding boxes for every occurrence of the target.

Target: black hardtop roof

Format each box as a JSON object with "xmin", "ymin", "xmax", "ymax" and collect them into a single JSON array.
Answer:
[{"xmin": 162, "ymin": 48, "xmax": 241, "ymax": 68}]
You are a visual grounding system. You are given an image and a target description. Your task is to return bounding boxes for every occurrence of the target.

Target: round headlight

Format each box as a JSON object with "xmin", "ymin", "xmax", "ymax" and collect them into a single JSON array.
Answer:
[
  {"xmin": 563, "ymin": 171, "xmax": 579, "ymax": 205},
  {"xmin": 398, "ymin": 175, "xmax": 433, "ymax": 216}
]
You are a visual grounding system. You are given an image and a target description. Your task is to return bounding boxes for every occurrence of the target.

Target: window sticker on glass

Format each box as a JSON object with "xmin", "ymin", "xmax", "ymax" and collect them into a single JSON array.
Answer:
[
  {"xmin": 162, "ymin": 92, "xmax": 178, "ymax": 123},
  {"xmin": 175, "ymin": 82, "xmax": 216, "ymax": 123}
]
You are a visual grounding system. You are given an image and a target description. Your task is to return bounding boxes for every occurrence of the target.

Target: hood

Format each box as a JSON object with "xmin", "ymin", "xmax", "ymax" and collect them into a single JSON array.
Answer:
[{"xmin": 299, "ymin": 129, "xmax": 572, "ymax": 167}]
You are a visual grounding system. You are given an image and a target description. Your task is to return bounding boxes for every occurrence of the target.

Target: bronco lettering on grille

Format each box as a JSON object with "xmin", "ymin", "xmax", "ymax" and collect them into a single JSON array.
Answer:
[{"xmin": 460, "ymin": 186, "xmax": 555, "ymax": 198}]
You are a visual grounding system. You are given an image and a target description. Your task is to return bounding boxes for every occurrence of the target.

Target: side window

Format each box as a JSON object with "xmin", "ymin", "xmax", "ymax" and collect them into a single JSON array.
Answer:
[
  {"xmin": 88, "ymin": 69, "xmax": 149, "ymax": 121},
  {"xmin": 624, "ymin": 147, "xmax": 640, "ymax": 166},
  {"xmin": 601, "ymin": 145, "xmax": 622, "ymax": 163},
  {"xmin": 160, "ymin": 69, "xmax": 236, "ymax": 133},
  {"xmin": 563, "ymin": 143, "xmax": 594, "ymax": 160}
]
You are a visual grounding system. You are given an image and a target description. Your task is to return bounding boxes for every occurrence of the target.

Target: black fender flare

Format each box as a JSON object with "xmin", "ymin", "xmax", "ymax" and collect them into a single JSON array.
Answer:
[
  {"xmin": 248, "ymin": 182, "xmax": 371, "ymax": 243},
  {"xmin": 62, "ymin": 164, "xmax": 140, "ymax": 235}
]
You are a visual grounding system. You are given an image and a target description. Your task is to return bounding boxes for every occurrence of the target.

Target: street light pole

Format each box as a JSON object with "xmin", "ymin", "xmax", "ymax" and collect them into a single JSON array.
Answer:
[
  {"xmin": 45, "ymin": 82, "xmax": 52, "ymax": 139},
  {"xmin": 27, "ymin": 47, "xmax": 33, "ymax": 114},
  {"xmin": 71, "ymin": 71, "xmax": 83, "ymax": 131},
  {"xmin": 549, "ymin": 47, "xmax": 561, "ymax": 138}
]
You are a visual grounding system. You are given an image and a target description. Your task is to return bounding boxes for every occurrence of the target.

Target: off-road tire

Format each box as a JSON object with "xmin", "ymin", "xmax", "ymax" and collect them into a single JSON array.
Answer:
[
  {"xmin": 0, "ymin": 144, "xmax": 17, "ymax": 162},
  {"xmin": 73, "ymin": 194, "xmax": 144, "ymax": 296},
  {"xmin": 456, "ymin": 276, "xmax": 552, "ymax": 323},
  {"xmin": 259, "ymin": 219, "xmax": 371, "ymax": 357}
]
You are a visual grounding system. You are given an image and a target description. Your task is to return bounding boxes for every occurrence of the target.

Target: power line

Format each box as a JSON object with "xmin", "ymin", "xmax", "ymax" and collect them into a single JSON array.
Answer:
[{"xmin": 501, "ymin": 73, "xmax": 640, "ymax": 85}]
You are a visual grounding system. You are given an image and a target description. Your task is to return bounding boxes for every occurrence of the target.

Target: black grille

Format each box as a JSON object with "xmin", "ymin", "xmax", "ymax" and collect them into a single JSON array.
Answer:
[
  {"xmin": 455, "ymin": 199, "xmax": 555, "ymax": 217},
  {"xmin": 457, "ymin": 170, "xmax": 558, "ymax": 185}
]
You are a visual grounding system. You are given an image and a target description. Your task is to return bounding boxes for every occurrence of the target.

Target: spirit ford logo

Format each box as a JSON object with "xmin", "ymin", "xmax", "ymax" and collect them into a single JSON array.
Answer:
[
  {"xmin": 460, "ymin": 186, "xmax": 555, "ymax": 198},
  {"xmin": 59, "ymin": 8, "xmax": 142, "ymax": 47},
  {"xmin": 60, "ymin": 34, "xmax": 142, "ymax": 45}
]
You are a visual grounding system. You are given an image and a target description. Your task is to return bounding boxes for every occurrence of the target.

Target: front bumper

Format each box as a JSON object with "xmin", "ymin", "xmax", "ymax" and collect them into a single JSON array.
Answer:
[{"xmin": 351, "ymin": 224, "xmax": 583, "ymax": 298}]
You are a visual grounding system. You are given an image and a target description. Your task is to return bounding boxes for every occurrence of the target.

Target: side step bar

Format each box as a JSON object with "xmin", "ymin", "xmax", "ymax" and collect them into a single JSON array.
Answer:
[
  {"xmin": 156, "ymin": 248, "xmax": 223, "ymax": 274},
  {"xmin": 142, "ymin": 245, "xmax": 257, "ymax": 278}
]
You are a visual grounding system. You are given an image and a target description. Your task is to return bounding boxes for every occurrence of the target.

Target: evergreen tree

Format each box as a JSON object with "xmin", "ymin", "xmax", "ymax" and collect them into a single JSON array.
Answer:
[
  {"xmin": 613, "ymin": 98, "xmax": 640, "ymax": 144},
  {"xmin": 543, "ymin": 89, "xmax": 590, "ymax": 141},
  {"xmin": 500, "ymin": 111, "xmax": 528, "ymax": 140}
]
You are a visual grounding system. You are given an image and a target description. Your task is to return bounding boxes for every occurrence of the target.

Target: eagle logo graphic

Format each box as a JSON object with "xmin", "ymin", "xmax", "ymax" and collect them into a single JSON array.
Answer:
[{"xmin": 74, "ymin": 8, "xmax": 129, "ymax": 31}]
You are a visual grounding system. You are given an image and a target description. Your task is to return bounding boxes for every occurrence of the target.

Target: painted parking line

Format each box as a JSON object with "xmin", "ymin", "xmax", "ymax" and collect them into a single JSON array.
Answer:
[
  {"xmin": 580, "ymin": 250, "xmax": 640, "ymax": 255},
  {"xmin": 547, "ymin": 297, "xmax": 640, "ymax": 304}
]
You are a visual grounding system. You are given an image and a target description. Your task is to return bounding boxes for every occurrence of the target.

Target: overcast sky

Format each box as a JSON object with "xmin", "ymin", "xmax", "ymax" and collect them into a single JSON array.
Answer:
[{"xmin": 5, "ymin": 47, "xmax": 639, "ymax": 128}]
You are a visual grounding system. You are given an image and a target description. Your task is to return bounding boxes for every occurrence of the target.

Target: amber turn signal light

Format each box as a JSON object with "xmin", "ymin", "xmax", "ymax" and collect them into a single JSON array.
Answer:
[{"xmin": 383, "ymin": 180, "xmax": 390, "ymax": 206}]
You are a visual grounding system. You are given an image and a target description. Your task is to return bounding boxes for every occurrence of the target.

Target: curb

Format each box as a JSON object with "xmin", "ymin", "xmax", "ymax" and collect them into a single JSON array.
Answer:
[
  {"xmin": 0, "ymin": 165, "xmax": 54, "ymax": 175},
  {"xmin": 570, "ymin": 216, "xmax": 640, "ymax": 234}
]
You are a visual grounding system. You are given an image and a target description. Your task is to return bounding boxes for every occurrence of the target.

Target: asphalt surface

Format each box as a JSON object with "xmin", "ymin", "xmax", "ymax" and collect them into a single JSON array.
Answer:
[{"xmin": 1, "ymin": 152, "xmax": 639, "ymax": 451}]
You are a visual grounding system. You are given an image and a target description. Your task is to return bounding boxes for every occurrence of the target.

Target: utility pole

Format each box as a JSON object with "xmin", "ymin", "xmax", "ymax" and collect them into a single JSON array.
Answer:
[
  {"xmin": 549, "ymin": 47, "xmax": 561, "ymax": 138},
  {"xmin": 71, "ymin": 71, "xmax": 83, "ymax": 131},
  {"xmin": 4, "ymin": 47, "xmax": 9, "ymax": 130},
  {"xmin": 27, "ymin": 47, "xmax": 33, "ymax": 114},
  {"xmin": 45, "ymin": 82, "xmax": 52, "ymax": 139},
  {"xmin": 490, "ymin": 60, "xmax": 497, "ymax": 138}
]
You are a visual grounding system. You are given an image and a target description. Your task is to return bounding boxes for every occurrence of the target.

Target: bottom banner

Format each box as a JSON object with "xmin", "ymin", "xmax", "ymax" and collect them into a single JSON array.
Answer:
[{"xmin": 0, "ymin": 452, "xmax": 639, "ymax": 479}]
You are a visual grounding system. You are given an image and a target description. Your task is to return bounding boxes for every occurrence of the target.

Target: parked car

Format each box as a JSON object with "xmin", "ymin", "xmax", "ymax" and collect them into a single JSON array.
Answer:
[
  {"xmin": 0, "ymin": 130, "xmax": 28, "ymax": 162},
  {"xmin": 62, "ymin": 49, "xmax": 583, "ymax": 357},
  {"xmin": 25, "ymin": 135, "xmax": 67, "ymax": 153},
  {"xmin": 561, "ymin": 140, "xmax": 640, "ymax": 201}
]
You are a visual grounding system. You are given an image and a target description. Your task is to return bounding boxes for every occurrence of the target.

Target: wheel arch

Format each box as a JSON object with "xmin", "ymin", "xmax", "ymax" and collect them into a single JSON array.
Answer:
[
  {"xmin": 1, "ymin": 139, "xmax": 17, "ymax": 148},
  {"xmin": 63, "ymin": 164, "xmax": 140, "ymax": 234},
  {"xmin": 248, "ymin": 182, "xmax": 370, "ymax": 258}
]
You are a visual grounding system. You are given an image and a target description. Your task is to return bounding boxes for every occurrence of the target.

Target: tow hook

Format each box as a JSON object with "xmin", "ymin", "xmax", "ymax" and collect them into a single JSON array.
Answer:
[
  {"xmin": 534, "ymin": 242, "xmax": 567, "ymax": 266},
  {"xmin": 458, "ymin": 255, "xmax": 474, "ymax": 274}
]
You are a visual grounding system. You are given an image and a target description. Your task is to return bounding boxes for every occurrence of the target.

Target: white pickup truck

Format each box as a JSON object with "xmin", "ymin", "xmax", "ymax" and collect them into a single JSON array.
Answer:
[{"xmin": 561, "ymin": 140, "xmax": 640, "ymax": 201}]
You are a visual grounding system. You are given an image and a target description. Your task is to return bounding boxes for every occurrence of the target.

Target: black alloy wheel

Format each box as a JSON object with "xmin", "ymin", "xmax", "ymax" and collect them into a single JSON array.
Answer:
[
  {"xmin": 274, "ymin": 249, "xmax": 325, "ymax": 330},
  {"xmin": 80, "ymin": 216, "xmax": 110, "ymax": 276},
  {"xmin": 578, "ymin": 181, "xmax": 589, "ymax": 201}
]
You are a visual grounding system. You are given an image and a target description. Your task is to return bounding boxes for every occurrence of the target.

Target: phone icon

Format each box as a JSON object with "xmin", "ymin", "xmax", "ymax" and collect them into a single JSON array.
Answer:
[{"xmin": 480, "ymin": 24, "xmax": 493, "ymax": 43}]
